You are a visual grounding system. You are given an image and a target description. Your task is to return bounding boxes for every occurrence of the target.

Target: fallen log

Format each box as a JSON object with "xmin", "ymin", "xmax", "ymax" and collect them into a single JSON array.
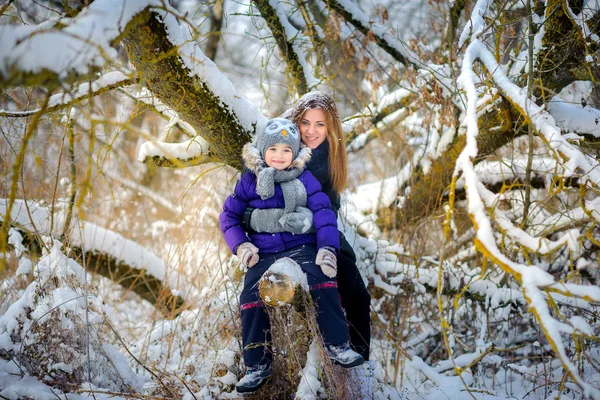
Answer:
[{"xmin": 1, "ymin": 199, "xmax": 186, "ymax": 318}]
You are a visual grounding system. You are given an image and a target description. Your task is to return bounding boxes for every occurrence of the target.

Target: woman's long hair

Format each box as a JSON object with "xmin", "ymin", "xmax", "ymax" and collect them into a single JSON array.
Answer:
[{"xmin": 288, "ymin": 92, "xmax": 347, "ymax": 193}]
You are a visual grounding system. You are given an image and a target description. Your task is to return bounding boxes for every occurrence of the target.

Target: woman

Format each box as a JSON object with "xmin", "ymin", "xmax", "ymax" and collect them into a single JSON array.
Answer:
[{"xmin": 242, "ymin": 91, "xmax": 371, "ymax": 360}]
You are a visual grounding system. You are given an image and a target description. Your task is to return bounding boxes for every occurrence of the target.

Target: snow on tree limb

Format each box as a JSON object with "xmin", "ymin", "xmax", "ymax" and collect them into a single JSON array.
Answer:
[
  {"xmin": 120, "ymin": 87, "xmax": 197, "ymax": 138},
  {"xmin": 457, "ymin": 0, "xmax": 493, "ymax": 49},
  {"xmin": 1, "ymin": 0, "xmax": 267, "ymax": 169},
  {"xmin": 138, "ymin": 137, "xmax": 217, "ymax": 167},
  {"xmin": 456, "ymin": 38, "xmax": 600, "ymax": 397},
  {"xmin": 345, "ymin": 87, "xmax": 417, "ymax": 149},
  {"xmin": 122, "ymin": 8, "xmax": 267, "ymax": 169},
  {"xmin": 0, "ymin": 199, "xmax": 186, "ymax": 316},
  {"xmin": 325, "ymin": 0, "xmax": 429, "ymax": 71},
  {"xmin": 465, "ymin": 40, "xmax": 600, "ymax": 185},
  {"xmin": 0, "ymin": 0, "xmax": 157, "ymax": 88},
  {"xmin": 564, "ymin": 0, "xmax": 600, "ymax": 46},
  {"xmin": 253, "ymin": 0, "xmax": 319, "ymax": 95}
]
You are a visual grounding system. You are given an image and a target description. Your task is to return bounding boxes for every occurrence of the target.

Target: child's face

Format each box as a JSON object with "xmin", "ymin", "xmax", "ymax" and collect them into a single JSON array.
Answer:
[{"xmin": 265, "ymin": 143, "xmax": 293, "ymax": 170}]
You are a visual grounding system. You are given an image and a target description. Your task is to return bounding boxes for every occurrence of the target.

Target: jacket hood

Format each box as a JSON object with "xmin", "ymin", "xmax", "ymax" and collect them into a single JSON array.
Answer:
[{"xmin": 242, "ymin": 141, "xmax": 312, "ymax": 175}]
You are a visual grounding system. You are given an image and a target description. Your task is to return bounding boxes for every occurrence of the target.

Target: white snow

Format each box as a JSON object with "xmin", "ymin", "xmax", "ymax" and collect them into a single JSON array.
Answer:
[
  {"xmin": 0, "ymin": 1, "xmax": 157, "ymax": 79},
  {"xmin": 262, "ymin": 257, "xmax": 309, "ymax": 292}
]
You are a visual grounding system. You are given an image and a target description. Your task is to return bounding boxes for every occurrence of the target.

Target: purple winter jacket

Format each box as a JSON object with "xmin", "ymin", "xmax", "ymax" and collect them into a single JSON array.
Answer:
[{"xmin": 219, "ymin": 146, "xmax": 340, "ymax": 255}]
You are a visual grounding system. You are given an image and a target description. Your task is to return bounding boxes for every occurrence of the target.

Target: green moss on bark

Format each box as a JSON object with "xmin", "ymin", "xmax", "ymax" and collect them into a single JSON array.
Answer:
[{"xmin": 122, "ymin": 10, "xmax": 254, "ymax": 170}]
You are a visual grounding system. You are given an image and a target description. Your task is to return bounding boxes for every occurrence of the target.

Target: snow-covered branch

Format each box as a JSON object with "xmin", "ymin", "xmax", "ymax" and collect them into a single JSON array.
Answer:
[
  {"xmin": 324, "ymin": 0, "xmax": 428, "ymax": 70},
  {"xmin": 2, "ymin": 0, "xmax": 268, "ymax": 169},
  {"xmin": 345, "ymin": 87, "xmax": 417, "ymax": 150},
  {"xmin": 122, "ymin": 7, "xmax": 267, "ymax": 169},
  {"xmin": 1, "ymin": 199, "xmax": 186, "ymax": 314},
  {"xmin": 138, "ymin": 137, "xmax": 216, "ymax": 167},
  {"xmin": 0, "ymin": 0, "xmax": 156, "ymax": 88},
  {"xmin": 456, "ymin": 38, "xmax": 600, "ymax": 397},
  {"xmin": 564, "ymin": 0, "xmax": 600, "ymax": 46},
  {"xmin": 253, "ymin": 0, "xmax": 319, "ymax": 94}
]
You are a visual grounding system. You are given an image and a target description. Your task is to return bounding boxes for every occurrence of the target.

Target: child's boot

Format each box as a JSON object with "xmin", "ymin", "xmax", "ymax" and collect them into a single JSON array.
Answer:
[
  {"xmin": 326, "ymin": 342, "xmax": 364, "ymax": 368},
  {"xmin": 235, "ymin": 363, "xmax": 272, "ymax": 394}
]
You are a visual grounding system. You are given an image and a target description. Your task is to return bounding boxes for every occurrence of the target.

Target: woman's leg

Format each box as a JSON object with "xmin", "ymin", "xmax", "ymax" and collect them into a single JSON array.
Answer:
[
  {"xmin": 240, "ymin": 254, "xmax": 277, "ymax": 367},
  {"xmin": 337, "ymin": 233, "xmax": 371, "ymax": 359}
]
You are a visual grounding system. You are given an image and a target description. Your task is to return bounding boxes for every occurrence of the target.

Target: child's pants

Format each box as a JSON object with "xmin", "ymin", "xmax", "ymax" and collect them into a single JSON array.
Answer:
[{"xmin": 239, "ymin": 244, "xmax": 349, "ymax": 367}]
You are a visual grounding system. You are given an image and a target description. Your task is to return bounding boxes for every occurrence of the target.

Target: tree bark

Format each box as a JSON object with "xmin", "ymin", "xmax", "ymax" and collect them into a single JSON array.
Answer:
[{"xmin": 121, "ymin": 10, "xmax": 254, "ymax": 170}]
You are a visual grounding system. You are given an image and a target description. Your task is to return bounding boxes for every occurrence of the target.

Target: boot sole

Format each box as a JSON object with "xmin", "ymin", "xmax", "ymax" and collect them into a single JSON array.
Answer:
[{"xmin": 332, "ymin": 358, "xmax": 364, "ymax": 369}]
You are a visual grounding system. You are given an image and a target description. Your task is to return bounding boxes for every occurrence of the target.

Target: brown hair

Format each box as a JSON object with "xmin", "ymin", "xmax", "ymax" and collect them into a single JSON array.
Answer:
[
  {"xmin": 321, "ymin": 108, "xmax": 347, "ymax": 193},
  {"xmin": 290, "ymin": 92, "xmax": 347, "ymax": 193}
]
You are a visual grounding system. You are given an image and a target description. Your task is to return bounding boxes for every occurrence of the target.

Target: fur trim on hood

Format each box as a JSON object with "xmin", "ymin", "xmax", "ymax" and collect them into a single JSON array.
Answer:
[{"xmin": 242, "ymin": 141, "xmax": 312, "ymax": 175}]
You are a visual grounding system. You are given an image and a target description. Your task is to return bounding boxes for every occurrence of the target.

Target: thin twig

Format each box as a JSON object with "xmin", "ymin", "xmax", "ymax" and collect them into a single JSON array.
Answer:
[{"xmin": 0, "ymin": 94, "xmax": 50, "ymax": 274}]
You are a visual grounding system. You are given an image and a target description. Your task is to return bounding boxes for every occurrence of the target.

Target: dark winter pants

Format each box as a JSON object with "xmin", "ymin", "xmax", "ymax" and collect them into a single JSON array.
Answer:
[
  {"xmin": 240, "ymin": 244, "xmax": 350, "ymax": 368},
  {"xmin": 337, "ymin": 233, "xmax": 371, "ymax": 360}
]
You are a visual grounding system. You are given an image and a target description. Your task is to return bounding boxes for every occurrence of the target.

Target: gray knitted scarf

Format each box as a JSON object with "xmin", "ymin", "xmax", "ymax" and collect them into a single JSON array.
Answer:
[{"xmin": 256, "ymin": 166, "xmax": 307, "ymax": 213}]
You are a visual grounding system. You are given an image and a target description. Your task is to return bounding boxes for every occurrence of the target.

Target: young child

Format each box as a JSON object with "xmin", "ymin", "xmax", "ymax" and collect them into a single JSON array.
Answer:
[{"xmin": 220, "ymin": 118, "xmax": 364, "ymax": 394}]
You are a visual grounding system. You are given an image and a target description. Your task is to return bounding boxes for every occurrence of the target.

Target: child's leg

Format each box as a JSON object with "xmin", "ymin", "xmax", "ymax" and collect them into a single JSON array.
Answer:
[
  {"xmin": 240, "ymin": 254, "xmax": 278, "ymax": 367},
  {"xmin": 288, "ymin": 244, "xmax": 350, "ymax": 346}
]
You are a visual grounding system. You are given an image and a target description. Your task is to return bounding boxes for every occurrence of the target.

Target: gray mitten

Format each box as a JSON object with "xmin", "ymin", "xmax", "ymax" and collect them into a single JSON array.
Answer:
[
  {"xmin": 279, "ymin": 206, "xmax": 315, "ymax": 234},
  {"xmin": 250, "ymin": 208, "xmax": 286, "ymax": 233},
  {"xmin": 249, "ymin": 207, "xmax": 315, "ymax": 234}
]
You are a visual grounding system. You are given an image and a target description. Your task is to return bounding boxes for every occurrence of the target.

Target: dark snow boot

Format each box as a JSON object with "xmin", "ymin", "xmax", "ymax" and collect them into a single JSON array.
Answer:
[
  {"xmin": 236, "ymin": 363, "xmax": 272, "ymax": 394},
  {"xmin": 326, "ymin": 342, "xmax": 364, "ymax": 368}
]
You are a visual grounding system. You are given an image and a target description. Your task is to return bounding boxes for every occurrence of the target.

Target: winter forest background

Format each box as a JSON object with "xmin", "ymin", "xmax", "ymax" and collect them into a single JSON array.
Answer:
[{"xmin": 2, "ymin": 0, "xmax": 600, "ymax": 399}]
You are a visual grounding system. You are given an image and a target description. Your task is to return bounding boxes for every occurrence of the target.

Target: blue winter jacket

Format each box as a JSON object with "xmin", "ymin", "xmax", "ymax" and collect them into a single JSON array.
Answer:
[{"xmin": 219, "ymin": 144, "xmax": 340, "ymax": 255}]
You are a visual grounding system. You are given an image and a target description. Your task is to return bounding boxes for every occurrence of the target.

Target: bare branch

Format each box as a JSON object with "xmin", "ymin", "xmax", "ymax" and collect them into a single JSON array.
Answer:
[
  {"xmin": 324, "ymin": 0, "xmax": 426, "ymax": 69},
  {"xmin": 0, "ymin": 73, "xmax": 138, "ymax": 118}
]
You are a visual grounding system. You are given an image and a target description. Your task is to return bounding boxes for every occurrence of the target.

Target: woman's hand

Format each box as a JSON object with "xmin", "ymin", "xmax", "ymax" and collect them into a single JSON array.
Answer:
[
  {"xmin": 236, "ymin": 242, "xmax": 259, "ymax": 268},
  {"xmin": 316, "ymin": 247, "xmax": 337, "ymax": 278}
]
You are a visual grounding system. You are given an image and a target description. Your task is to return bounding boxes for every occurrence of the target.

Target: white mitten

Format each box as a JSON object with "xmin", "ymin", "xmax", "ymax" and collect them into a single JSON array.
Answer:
[
  {"xmin": 236, "ymin": 242, "xmax": 259, "ymax": 268},
  {"xmin": 316, "ymin": 247, "xmax": 337, "ymax": 278}
]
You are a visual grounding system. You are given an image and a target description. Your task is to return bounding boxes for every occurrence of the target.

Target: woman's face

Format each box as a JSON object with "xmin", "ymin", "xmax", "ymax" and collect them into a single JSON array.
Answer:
[{"xmin": 299, "ymin": 109, "xmax": 328, "ymax": 149}]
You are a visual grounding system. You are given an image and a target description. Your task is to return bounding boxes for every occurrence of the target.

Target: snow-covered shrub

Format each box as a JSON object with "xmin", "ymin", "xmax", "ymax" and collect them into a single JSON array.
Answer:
[{"xmin": 0, "ymin": 242, "xmax": 142, "ymax": 394}]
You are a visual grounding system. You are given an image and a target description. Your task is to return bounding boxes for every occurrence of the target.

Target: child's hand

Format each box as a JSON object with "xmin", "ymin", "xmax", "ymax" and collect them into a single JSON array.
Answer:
[
  {"xmin": 316, "ymin": 247, "xmax": 337, "ymax": 278},
  {"xmin": 236, "ymin": 242, "xmax": 259, "ymax": 268}
]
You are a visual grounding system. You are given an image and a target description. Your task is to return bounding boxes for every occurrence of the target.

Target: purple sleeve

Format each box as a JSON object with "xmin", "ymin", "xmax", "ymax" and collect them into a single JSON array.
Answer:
[
  {"xmin": 219, "ymin": 174, "xmax": 254, "ymax": 254},
  {"xmin": 302, "ymin": 172, "xmax": 340, "ymax": 252}
]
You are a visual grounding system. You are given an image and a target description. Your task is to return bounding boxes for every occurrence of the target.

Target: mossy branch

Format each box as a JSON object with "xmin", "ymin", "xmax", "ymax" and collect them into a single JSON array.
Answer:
[
  {"xmin": 253, "ymin": 0, "xmax": 309, "ymax": 95},
  {"xmin": 122, "ymin": 9, "xmax": 254, "ymax": 170}
]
